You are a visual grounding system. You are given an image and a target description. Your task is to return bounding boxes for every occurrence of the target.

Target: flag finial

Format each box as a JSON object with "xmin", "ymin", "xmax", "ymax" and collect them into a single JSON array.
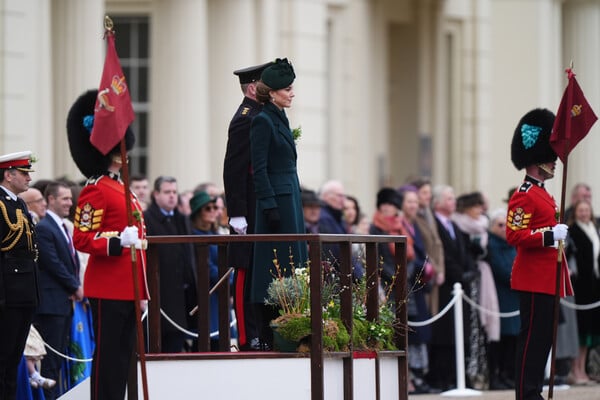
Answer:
[{"xmin": 104, "ymin": 15, "xmax": 114, "ymax": 33}]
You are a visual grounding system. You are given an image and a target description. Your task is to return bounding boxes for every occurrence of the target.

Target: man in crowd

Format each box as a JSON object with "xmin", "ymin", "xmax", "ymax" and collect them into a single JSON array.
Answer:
[
  {"xmin": 130, "ymin": 174, "xmax": 150, "ymax": 211},
  {"xmin": 34, "ymin": 181, "xmax": 83, "ymax": 399},
  {"xmin": 144, "ymin": 176, "xmax": 195, "ymax": 352},
  {"xmin": 428, "ymin": 184, "xmax": 474, "ymax": 391},
  {"xmin": 319, "ymin": 180, "xmax": 363, "ymax": 279},
  {"xmin": 301, "ymin": 189, "xmax": 321, "ymax": 234},
  {"xmin": 18, "ymin": 187, "xmax": 47, "ymax": 223},
  {"xmin": 0, "ymin": 151, "xmax": 39, "ymax": 400}
]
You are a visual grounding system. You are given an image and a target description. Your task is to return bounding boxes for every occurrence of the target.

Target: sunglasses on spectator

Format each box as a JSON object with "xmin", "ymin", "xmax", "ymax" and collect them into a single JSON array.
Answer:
[{"xmin": 203, "ymin": 205, "xmax": 218, "ymax": 212}]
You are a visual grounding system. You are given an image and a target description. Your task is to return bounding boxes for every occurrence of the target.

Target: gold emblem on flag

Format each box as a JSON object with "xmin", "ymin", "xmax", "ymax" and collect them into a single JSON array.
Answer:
[{"xmin": 571, "ymin": 104, "xmax": 582, "ymax": 117}]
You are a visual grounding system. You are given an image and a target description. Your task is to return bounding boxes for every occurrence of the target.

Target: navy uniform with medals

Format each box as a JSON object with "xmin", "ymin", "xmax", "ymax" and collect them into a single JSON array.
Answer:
[
  {"xmin": 223, "ymin": 61, "xmax": 272, "ymax": 350},
  {"xmin": 0, "ymin": 151, "xmax": 39, "ymax": 400},
  {"xmin": 506, "ymin": 109, "xmax": 573, "ymax": 400}
]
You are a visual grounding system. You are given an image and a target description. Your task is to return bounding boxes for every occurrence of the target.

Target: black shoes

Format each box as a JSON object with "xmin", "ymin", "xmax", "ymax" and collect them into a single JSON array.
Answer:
[{"xmin": 239, "ymin": 337, "xmax": 272, "ymax": 351}]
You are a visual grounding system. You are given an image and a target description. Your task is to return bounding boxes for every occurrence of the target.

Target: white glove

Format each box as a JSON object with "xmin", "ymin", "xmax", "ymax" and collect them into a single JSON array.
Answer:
[
  {"xmin": 229, "ymin": 216, "xmax": 248, "ymax": 235},
  {"xmin": 552, "ymin": 224, "xmax": 568, "ymax": 241},
  {"xmin": 120, "ymin": 226, "xmax": 139, "ymax": 247}
]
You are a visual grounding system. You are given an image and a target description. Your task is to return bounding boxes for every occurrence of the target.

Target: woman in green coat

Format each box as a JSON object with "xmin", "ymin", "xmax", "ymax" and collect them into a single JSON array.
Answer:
[{"xmin": 249, "ymin": 58, "xmax": 308, "ymax": 347}]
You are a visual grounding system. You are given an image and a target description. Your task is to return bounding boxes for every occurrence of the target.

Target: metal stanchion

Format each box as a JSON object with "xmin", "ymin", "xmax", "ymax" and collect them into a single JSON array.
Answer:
[{"xmin": 441, "ymin": 283, "xmax": 482, "ymax": 397}]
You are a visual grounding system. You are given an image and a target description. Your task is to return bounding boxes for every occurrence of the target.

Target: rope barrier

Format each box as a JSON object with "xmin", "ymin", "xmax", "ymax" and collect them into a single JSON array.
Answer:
[
  {"xmin": 558, "ymin": 297, "xmax": 600, "ymax": 311},
  {"xmin": 461, "ymin": 293, "xmax": 520, "ymax": 318},
  {"xmin": 407, "ymin": 295, "xmax": 458, "ymax": 327},
  {"xmin": 408, "ymin": 286, "xmax": 600, "ymax": 325},
  {"xmin": 42, "ymin": 340, "xmax": 93, "ymax": 363}
]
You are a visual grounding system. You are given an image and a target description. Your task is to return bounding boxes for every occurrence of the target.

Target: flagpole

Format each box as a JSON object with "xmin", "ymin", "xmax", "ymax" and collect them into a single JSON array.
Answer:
[
  {"xmin": 119, "ymin": 138, "xmax": 150, "ymax": 400},
  {"xmin": 547, "ymin": 62, "xmax": 574, "ymax": 400},
  {"xmin": 104, "ymin": 15, "xmax": 150, "ymax": 400},
  {"xmin": 547, "ymin": 155, "xmax": 568, "ymax": 400}
]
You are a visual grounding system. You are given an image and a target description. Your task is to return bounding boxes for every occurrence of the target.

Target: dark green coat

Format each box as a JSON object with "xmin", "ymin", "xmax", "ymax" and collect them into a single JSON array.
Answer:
[{"xmin": 249, "ymin": 101, "xmax": 307, "ymax": 304}]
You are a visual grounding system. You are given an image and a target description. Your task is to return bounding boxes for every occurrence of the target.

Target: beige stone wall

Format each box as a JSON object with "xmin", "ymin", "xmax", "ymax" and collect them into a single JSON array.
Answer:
[{"xmin": 2, "ymin": 0, "xmax": 600, "ymax": 214}]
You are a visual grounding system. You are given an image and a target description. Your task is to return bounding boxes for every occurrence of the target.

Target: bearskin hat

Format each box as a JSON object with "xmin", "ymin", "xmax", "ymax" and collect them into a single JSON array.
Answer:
[
  {"xmin": 66, "ymin": 89, "xmax": 135, "ymax": 178},
  {"xmin": 511, "ymin": 108, "xmax": 557, "ymax": 170}
]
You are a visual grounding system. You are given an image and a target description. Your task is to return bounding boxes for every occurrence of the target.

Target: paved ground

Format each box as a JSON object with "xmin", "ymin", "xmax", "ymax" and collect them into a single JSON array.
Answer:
[{"xmin": 410, "ymin": 382, "xmax": 600, "ymax": 400}]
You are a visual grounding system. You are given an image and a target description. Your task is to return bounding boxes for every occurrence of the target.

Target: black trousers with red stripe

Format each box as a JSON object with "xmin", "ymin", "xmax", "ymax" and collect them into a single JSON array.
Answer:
[
  {"xmin": 515, "ymin": 291, "xmax": 554, "ymax": 400},
  {"xmin": 89, "ymin": 298, "xmax": 136, "ymax": 400}
]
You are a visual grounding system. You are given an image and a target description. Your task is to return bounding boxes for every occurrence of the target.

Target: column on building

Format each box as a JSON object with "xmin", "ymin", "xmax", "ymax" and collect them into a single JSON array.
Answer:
[
  {"xmin": 51, "ymin": 0, "xmax": 104, "ymax": 180},
  {"xmin": 149, "ymin": 0, "xmax": 209, "ymax": 191},
  {"xmin": 562, "ymin": 0, "xmax": 600, "ymax": 201},
  {"xmin": 207, "ymin": 0, "xmax": 262, "ymax": 189}
]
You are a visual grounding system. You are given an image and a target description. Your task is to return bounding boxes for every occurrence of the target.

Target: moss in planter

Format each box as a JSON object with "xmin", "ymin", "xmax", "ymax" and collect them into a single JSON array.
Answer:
[
  {"xmin": 352, "ymin": 318, "xmax": 368, "ymax": 350},
  {"xmin": 272, "ymin": 314, "xmax": 311, "ymax": 342}
]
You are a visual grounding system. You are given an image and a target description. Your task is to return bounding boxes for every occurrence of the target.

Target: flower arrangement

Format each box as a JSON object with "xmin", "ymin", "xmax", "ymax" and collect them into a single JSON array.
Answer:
[{"xmin": 264, "ymin": 250, "xmax": 403, "ymax": 352}]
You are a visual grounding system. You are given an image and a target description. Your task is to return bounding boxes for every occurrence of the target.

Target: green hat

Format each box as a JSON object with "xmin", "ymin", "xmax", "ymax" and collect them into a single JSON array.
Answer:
[
  {"xmin": 261, "ymin": 58, "xmax": 295, "ymax": 90},
  {"xmin": 189, "ymin": 191, "xmax": 216, "ymax": 217}
]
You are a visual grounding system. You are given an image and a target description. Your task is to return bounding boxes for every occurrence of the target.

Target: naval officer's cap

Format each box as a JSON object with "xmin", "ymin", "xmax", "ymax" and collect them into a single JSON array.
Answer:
[{"xmin": 0, "ymin": 151, "xmax": 35, "ymax": 172}]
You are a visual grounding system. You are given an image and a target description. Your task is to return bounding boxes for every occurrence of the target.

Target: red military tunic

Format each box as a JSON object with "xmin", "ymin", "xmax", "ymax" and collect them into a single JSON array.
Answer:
[
  {"xmin": 506, "ymin": 179, "xmax": 573, "ymax": 297},
  {"xmin": 73, "ymin": 174, "xmax": 148, "ymax": 300}
]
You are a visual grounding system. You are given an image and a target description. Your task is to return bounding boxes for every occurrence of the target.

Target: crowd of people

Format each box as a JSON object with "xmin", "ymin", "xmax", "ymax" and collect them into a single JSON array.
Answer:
[{"xmin": 2, "ymin": 59, "xmax": 600, "ymax": 400}]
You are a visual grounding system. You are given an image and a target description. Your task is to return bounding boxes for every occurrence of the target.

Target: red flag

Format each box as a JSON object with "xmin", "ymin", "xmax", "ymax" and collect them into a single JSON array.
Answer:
[
  {"xmin": 550, "ymin": 68, "xmax": 597, "ymax": 163},
  {"xmin": 90, "ymin": 31, "xmax": 135, "ymax": 155}
]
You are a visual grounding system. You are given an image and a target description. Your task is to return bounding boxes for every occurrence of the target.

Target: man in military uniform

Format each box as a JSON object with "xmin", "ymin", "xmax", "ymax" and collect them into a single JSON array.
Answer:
[
  {"xmin": 506, "ymin": 108, "xmax": 573, "ymax": 400},
  {"xmin": 67, "ymin": 90, "xmax": 148, "ymax": 400},
  {"xmin": 0, "ymin": 151, "xmax": 39, "ymax": 400},
  {"xmin": 223, "ymin": 61, "xmax": 272, "ymax": 351}
]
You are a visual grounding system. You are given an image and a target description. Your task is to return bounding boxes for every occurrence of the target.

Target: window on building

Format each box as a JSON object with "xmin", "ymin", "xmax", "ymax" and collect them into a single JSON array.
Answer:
[{"xmin": 112, "ymin": 16, "xmax": 150, "ymax": 176}]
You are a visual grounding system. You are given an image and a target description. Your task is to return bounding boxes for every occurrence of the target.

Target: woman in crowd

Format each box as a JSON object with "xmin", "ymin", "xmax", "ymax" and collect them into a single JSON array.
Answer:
[
  {"xmin": 566, "ymin": 200, "xmax": 600, "ymax": 384},
  {"xmin": 343, "ymin": 195, "xmax": 361, "ymax": 233},
  {"xmin": 487, "ymin": 208, "xmax": 519, "ymax": 389},
  {"xmin": 189, "ymin": 191, "xmax": 235, "ymax": 350},
  {"xmin": 398, "ymin": 186, "xmax": 436, "ymax": 394},
  {"xmin": 410, "ymin": 177, "xmax": 445, "ymax": 314},
  {"xmin": 369, "ymin": 188, "xmax": 414, "ymax": 294},
  {"xmin": 452, "ymin": 191, "xmax": 500, "ymax": 389},
  {"xmin": 250, "ymin": 58, "xmax": 307, "ymax": 347}
]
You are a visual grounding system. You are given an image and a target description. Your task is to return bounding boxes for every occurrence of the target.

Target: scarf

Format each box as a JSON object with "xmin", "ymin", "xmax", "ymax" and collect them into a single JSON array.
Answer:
[
  {"xmin": 372, "ymin": 211, "xmax": 415, "ymax": 261},
  {"xmin": 576, "ymin": 220, "xmax": 600, "ymax": 278}
]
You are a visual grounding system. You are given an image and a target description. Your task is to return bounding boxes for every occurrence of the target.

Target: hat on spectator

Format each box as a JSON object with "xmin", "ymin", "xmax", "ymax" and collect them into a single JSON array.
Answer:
[
  {"xmin": 511, "ymin": 108, "xmax": 557, "ymax": 170},
  {"xmin": 234, "ymin": 61, "xmax": 274, "ymax": 84},
  {"xmin": 66, "ymin": 89, "xmax": 135, "ymax": 178},
  {"xmin": 0, "ymin": 151, "xmax": 35, "ymax": 172},
  {"xmin": 377, "ymin": 187, "xmax": 403, "ymax": 209},
  {"xmin": 456, "ymin": 191, "xmax": 484, "ymax": 212},
  {"xmin": 301, "ymin": 189, "xmax": 320, "ymax": 207},
  {"xmin": 190, "ymin": 191, "xmax": 217, "ymax": 218},
  {"xmin": 261, "ymin": 58, "xmax": 295, "ymax": 90}
]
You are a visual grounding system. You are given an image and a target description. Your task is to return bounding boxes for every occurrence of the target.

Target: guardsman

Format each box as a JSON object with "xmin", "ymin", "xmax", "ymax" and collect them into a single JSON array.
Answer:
[
  {"xmin": 67, "ymin": 90, "xmax": 148, "ymax": 400},
  {"xmin": 223, "ymin": 61, "xmax": 272, "ymax": 351},
  {"xmin": 0, "ymin": 151, "xmax": 39, "ymax": 400},
  {"xmin": 506, "ymin": 108, "xmax": 573, "ymax": 400}
]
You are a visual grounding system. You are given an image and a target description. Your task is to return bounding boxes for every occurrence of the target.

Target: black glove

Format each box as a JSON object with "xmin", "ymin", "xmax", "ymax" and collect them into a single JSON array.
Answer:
[{"xmin": 264, "ymin": 208, "xmax": 281, "ymax": 232}]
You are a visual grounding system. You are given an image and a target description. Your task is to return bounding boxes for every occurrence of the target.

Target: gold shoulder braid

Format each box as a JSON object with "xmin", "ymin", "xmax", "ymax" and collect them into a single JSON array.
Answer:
[{"xmin": 0, "ymin": 200, "xmax": 35, "ymax": 252}]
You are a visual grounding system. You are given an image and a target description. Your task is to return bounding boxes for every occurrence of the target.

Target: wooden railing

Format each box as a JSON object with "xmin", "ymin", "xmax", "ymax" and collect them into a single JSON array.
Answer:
[{"xmin": 138, "ymin": 233, "xmax": 408, "ymax": 400}]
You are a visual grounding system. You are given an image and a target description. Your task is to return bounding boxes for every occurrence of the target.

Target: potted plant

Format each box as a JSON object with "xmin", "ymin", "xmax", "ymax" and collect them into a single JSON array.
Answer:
[{"xmin": 265, "ymin": 253, "xmax": 400, "ymax": 353}]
